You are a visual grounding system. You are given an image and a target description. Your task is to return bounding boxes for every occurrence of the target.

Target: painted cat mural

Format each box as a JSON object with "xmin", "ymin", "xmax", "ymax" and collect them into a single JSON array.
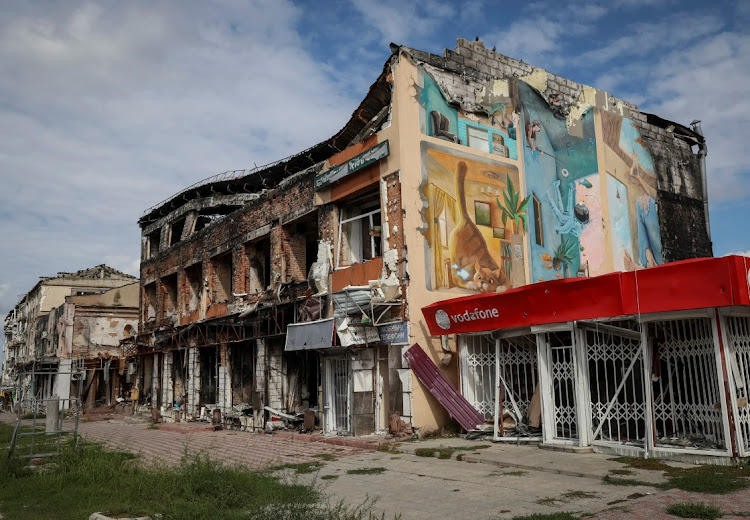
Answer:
[{"xmin": 448, "ymin": 161, "xmax": 510, "ymax": 293}]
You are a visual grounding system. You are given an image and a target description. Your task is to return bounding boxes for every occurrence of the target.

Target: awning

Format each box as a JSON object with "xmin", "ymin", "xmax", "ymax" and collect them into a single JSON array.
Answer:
[
  {"xmin": 284, "ymin": 318, "xmax": 335, "ymax": 351},
  {"xmin": 422, "ymin": 255, "xmax": 750, "ymax": 336}
]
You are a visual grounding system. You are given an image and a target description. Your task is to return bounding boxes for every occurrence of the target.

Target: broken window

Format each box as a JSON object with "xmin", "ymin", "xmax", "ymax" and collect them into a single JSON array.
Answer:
[
  {"xmin": 169, "ymin": 218, "xmax": 186, "ymax": 246},
  {"xmin": 210, "ymin": 253, "xmax": 232, "ymax": 303},
  {"xmin": 185, "ymin": 263, "xmax": 202, "ymax": 312},
  {"xmin": 146, "ymin": 229, "xmax": 161, "ymax": 259},
  {"xmin": 337, "ymin": 191, "xmax": 382, "ymax": 267},
  {"xmin": 244, "ymin": 237, "xmax": 270, "ymax": 295},
  {"xmin": 194, "ymin": 207, "xmax": 235, "ymax": 233},
  {"xmin": 144, "ymin": 283, "xmax": 157, "ymax": 322},
  {"xmin": 161, "ymin": 274, "xmax": 178, "ymax": 318}
]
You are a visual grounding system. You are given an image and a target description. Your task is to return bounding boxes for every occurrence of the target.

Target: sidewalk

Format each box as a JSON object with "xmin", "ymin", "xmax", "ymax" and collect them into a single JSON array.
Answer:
[{"xmin": 2, "ymin": 411, "xmax": 749, "ymax": 519}]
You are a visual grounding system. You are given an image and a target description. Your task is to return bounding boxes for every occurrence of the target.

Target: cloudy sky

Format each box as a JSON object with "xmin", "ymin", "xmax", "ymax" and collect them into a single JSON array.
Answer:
[{"xmin": 2, "ymin": 0, "xmax": 749, "ymax": 357}]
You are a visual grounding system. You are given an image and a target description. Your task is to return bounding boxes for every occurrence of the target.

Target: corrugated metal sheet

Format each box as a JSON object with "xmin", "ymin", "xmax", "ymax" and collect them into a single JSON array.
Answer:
[
  {"xmin": 332, "ymin": 287, "xmax": 371, "ymax": 318},
  {"xmin": 403, "ymin": 344, "xmax": 485, "ymax": 431}
]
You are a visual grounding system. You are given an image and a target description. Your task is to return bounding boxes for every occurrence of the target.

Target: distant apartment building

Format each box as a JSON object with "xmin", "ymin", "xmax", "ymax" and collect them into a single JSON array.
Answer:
[
  {"xmin": 2, "ymin": 265, "xmax": 137, "ymax": 410},
  {"xmin": 117, "ymin": 38, "xmax": 750, "ymax": 464}
]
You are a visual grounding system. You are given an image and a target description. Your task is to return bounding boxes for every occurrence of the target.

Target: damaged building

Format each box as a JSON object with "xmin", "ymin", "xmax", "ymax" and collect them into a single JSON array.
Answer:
[
  {"xmin": 2, "ymin": 265, "xmax": 138, "ymax": 412},
  {"xmin": 122, "ymin": 37, "xmax": 725, "ymax": 453}
]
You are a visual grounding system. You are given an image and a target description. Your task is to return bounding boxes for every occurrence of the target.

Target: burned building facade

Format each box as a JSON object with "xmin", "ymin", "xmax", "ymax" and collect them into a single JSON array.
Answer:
[
  {"xmin": 2, "ymin": 265, "xmax": 138, "ymax": 411},
  {"xmin": 123, "ymin": 38, "xmax": 714, "ymax": 441}
]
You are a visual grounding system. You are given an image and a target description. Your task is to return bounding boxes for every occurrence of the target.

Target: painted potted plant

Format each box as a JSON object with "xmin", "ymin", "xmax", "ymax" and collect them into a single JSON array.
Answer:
[
  {"xmin": 496, "ymin": 174, "xmax": 531, "ymax": 234},
  {"xmin": 541, "ymin": 236, "xmax": 578, "ymax": 278}
]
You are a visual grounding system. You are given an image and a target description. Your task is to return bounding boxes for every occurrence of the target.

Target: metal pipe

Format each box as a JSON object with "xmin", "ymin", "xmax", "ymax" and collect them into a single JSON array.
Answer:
[{"xmin": 690, "ymin": 120, "xmax": 711, "ymax": 245}]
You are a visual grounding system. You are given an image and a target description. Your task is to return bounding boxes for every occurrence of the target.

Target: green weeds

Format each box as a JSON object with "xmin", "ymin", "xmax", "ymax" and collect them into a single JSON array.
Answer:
[{"xmin": 666, "ymin": 502, "xmax": 723, "ymax": 520}]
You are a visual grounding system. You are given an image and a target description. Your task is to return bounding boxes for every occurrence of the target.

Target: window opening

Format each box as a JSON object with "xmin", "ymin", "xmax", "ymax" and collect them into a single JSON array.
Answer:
[
  {"xmin": 169, "ymin": 218, "xmax": 186, "ymax": 246},
  {"xmin": 337, "ymin": 191, "xmax": 382, "ymax": 267},
  {"xmin": 210, "ymin": 253, "xmax": 232, "ymax": 303},
  {"xmin": 185, "ymin": 263, "xmax": 202, "ymax": 312}
]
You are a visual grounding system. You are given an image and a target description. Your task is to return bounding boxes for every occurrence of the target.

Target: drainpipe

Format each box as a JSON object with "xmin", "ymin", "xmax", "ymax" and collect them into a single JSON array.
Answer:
[{"xmin": 689, "ymin": 120, "xmax": 711, "ymax": 245}]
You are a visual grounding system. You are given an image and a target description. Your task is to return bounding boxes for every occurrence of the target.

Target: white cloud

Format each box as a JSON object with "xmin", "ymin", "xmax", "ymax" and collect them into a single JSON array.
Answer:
[
  {"xmin": 639, "ymin": 31, "xmax": 750, "ymax": 202},
  {"xmin": 725, "ymin": 251, "xmax": 750, "ymax": 257},
  {"xmin": 574, "ymin": 13, "xmax": 724, "ymax": 65},
  {"xmin": 350, "ymin": 0, "xmax": 456, "ymax": 45},
  {"xmin": 0, "ymin": 1, "xmax": 361, "ymax": 329}
]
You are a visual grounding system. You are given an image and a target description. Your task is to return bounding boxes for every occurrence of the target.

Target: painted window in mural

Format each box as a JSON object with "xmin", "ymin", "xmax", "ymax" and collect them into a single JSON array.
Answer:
[
  {"xmin": 337, "ymin": 191, "xmax": 382, "ymax": 267},
  {"xmin": 420, "ymin": 70, "xmax": 519, "ymax": 161},
  {"xmin": 420, "ymin": 142, "xmax": 525, "ymax": 293}
]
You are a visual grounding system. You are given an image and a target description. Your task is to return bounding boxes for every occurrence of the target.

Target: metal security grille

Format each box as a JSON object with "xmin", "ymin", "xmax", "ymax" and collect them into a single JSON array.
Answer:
[
  {"xmin": 460, "ymin": 335, "xmax": 496, "ymax": 419},
  {"xmin": 548, "ymin": 331, "xmax": 578, "ymax": 440},
  {"xmin": 585, "ymin": 326, "xmax": 646, "ymax": 445},
  {"xmin": 329, "ymin": 358, "xmax": 351, "ymax": 433},
  {"xmin": 498, "ymin": 335, "xmax": 538, "ymax": 426},
  {"xmin": 725, "ymin": 315, "xmax": 750, "ymax": 456},
  {"xmin": 651, "ymin": 318, "xmax": 725, "ymax": 450}
]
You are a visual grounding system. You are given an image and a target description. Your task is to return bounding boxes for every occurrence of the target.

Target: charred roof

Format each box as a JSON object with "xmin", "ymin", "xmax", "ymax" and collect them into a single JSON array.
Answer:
[{"xmin": 139, "ymin": 56, "xmax": 394, "ymax": 227}]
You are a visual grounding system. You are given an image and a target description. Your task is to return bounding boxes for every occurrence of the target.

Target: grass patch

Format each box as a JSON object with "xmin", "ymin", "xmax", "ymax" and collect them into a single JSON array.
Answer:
[
  {"xmin": 0, "ymin": 422, "xmax": 403, "ymax": 520},
  {"xmin": 436, "ymin": 448, "xmax": 454, "ymax": 459},
  {"xmin": 20, "ymin": 413, "xmax": 45, "ymax": 420},
  {"xmin": 413, "ymin": 444, "xmax": 489, "ymax": 460},
  {"xmin": 561, "ymin": 491, "xmax": 598, "ymax": 500},
  {"xmin": 536, "ymin": 497, "xmax": 560, "ymax": 506},
  {"xmin": 494, "ymin": 470, "xmax": 527, "ymax": 477},
  {"xmin": 608, "ymin": 456, "xmax": 674, "ymax": 474},
  {"xmin": 312, "ymin": 453, "xmax": 337, "ymax": 462},
  {"xmin": 346, "ymin": 467, "xmax": 386, "ymax": 475},
  {"xmin": 414, "ymin": 448, "xmax": 437, "ymax": 457},
  {"xmin": 512, "ymin": 513, "xmax": 580, "ymax": 519},
  {"xmin": 605, "ymin": 460, "xmax": 750, "ymax": 495},
  {"xmin": 602, "ymin": 475, "xmax": 655, "ymax": 487},
  {"xmin": 666, "ymin": 502, "xmax": 723, "ymax": 520},
  {"xmin": 664, "ymin": 465, "xmax": 750, "ymax": 494},
  {"xmin": 376, "ymin": 443, "xmax": 401, "ymax": 454},
  {"xmin": 320, "ymin": 475, "xmax": 339, "ymax": 481}
]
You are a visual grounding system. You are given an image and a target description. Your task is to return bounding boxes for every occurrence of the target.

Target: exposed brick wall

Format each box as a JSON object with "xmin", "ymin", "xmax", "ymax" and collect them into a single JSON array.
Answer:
[
  {"xmin": 318, "ymin": 204, "xmax": 337, "ymax": 242},
  {"xmin": 140, "ymin": 171, "xmax": 317, "ymax": 333},
  {"xmin": 284, "ymin": 225, "xmax": 307, "ymax": 283}
]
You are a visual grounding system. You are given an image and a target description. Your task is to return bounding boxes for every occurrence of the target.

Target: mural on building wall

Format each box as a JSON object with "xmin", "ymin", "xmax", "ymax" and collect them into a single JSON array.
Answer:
[
  {"xmin": 600, "ymin": 111, "xmax": 662, "ymax": 271},
  {"xmin": 519, "ymin": 82, "xmax": 599, "ymax": 282},
  {"xmin": 420, "ymin": 142, "xmax": 525, "ymax": 293},
  {"xmin": 520, "ymin": 82, "xmax": 662, "ymax": 282},
  {"xmin": 419, "ymin": 70, "xmax": 664, "ymax": 289},
  {"xmin": 420, "ymin": 70, "xmax": 520, "ymax": 161}
]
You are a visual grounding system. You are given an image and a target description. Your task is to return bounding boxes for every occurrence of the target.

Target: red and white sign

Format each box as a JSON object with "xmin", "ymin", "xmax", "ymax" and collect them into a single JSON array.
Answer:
[{"xmin": 422, "ymin": 256, "xmax": 750, "ymax": 336}]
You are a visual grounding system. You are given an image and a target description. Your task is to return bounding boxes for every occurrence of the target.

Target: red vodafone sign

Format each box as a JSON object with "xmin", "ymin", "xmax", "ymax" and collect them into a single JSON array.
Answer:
[{"xmin": 422, "ymin": 256, "xmax": 750, "ymax": 337}]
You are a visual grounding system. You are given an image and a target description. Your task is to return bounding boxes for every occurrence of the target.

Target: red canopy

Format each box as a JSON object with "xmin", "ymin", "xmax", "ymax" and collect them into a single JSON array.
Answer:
[{"xmin": 422, "ymin": 255, "xmax": 750, "ymax": 336}]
